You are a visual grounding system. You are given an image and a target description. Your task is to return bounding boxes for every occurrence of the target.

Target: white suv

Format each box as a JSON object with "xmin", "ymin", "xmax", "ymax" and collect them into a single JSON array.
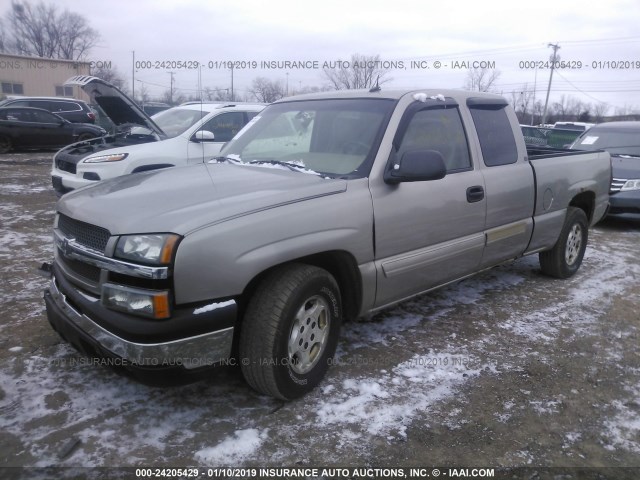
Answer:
[{"xmin": 51, "ymin": 76, "xmax": 264, "ymax": 195}]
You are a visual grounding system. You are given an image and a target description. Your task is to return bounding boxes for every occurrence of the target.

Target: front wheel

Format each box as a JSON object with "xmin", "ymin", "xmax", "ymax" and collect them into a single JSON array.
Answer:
[
  {"xmin": 0, "ymin": 135, "xmax": 12, "ymax": 153},
  {"xmin": 239, "ymin": 264, "xmax": 342, "ymax": 400},
  {"xmin": 539, "ymin": 207, "xmax": 588, "ymax": 278}
]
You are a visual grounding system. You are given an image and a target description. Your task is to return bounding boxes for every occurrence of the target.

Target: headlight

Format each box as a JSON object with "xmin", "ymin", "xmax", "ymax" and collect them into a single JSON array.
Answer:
[
  {"xmin": 102, "ymin": 283, "xmax": 170, "ymax": 319},
  {"xmin": 115, "ymin": 234, "xmax": 180, "ymax": 265},
  {"xmin": 621, "ymin": 179, "xmax": 640, "ymax": 191},
  {"xmin": 83, "ymin": 153, "xmax": 128, "ymax": 163}
]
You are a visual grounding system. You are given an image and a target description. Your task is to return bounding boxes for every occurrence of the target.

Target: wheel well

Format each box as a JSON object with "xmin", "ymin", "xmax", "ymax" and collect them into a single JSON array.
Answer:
[
  {"xmin": 569, "ymin": 191, "xmax": 595, "ymax": 222},
  {"xmin": 238, "ymin": 251, "xmax": 362, "ymax": 323}
]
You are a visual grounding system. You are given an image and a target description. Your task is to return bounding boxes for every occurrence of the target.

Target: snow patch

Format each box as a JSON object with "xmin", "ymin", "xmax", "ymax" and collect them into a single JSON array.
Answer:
[
  {"xmin": 195, "ymin": 429, "xmax": 268, "ymax": 465},
  {"xmin": 413, "ymin": 93, "xmax": 446, "ymax": 102},
  {"xmin": 193, "ymin": 300, "xmax": 235, "ymax": 315}
]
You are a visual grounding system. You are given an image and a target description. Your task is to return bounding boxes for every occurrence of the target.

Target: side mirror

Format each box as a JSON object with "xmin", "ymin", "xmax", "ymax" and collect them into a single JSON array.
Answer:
[
  {"xmin": 192, "ymin": 130, "xmax": 215, "ymax": 142},
  {"xmin": 384, "ymin": 150, "xmax": 447, "ymax": 184}
]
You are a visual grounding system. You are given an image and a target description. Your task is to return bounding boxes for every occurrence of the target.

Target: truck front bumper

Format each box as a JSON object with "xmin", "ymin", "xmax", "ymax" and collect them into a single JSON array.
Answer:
[{"xmin": 44, "ymin": 276, "xmax": 236, "ymax": 386}]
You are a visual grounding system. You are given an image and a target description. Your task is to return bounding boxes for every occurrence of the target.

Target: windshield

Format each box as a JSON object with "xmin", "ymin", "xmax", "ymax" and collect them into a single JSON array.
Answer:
[
  {"xmin": 572, "ymin": 128, "xmax": 640, "ymax": 157},
  {"xmin": 129, "ymin": 108, "xmax": 211, "ymax": 138},
  {"xmin": 220, "ymin": 98, "xmax": 395, "ymax": 178}
]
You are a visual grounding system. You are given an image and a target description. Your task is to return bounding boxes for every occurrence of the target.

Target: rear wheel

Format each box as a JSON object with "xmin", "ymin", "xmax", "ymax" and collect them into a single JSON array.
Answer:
[
  {"xmin": 0, "ymin": 135, "xmax": 12, "ymax": 153},
  {"xmin": 539, "ymin": 207, "xmax": 588, "ymax": 278},
  {"xmin": 239, "ymin": 264, "xmax": 342, "ymax": 400},
  {"xmin": 76, "ymin": 133, "xmax": 96, "ymax": 142}
]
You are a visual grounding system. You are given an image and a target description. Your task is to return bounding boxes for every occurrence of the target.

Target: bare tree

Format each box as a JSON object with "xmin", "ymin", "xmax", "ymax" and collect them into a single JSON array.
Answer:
[
  {"xmin": 592, "ymin": 103, "xmax": 609, "ymax": 123},
  {"xmin": 202, "ymin": 87, "xmax": 232, "ymax": 101},
  {"xmin": 135, "ymin": 82, "xmax": 150, "ymax": 105},
  {"xmin": 509, "ymin": 84, "xmax": 536, "ymax": 123},
  {"xmin": 464, "ymin": 67, "xmax": 501, "ymax": 92},
  {"xmin": 91, "ymin": 65, "xmax": 128, "ymax": 93},
  {"xmin": 250, "ymin": 77, "xmax": 285, "ymax": 103},
  {"xmin": 56, "ymin": 9, "xmax": 98, "ymax": 60},
  {"xmin": 161, "ymin": 89, "xmax": 185, "ymax": 106},
  {"xmin": 3, "ymin": 0, "xmax": 99, "ymax": 60},
  {"xmin": 323, "ymin": 53, "xmax": 391, "ymax": 90},
  {"xmin": 551, "ymin": 95, "xmax": 587, "ymax": 122},
  {"xmin": 293, "ymin": 84, "xmax": 332, "ymax": 96},
  {"xmin": 0, "ymin": 19, "xmax": 6, "ymax": 52}
]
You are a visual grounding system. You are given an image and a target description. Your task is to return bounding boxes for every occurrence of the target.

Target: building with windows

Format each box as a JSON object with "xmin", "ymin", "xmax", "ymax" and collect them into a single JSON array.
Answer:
[{"xmin": 0, "ymin": 53, "xmax": 91, "ymax": 101}]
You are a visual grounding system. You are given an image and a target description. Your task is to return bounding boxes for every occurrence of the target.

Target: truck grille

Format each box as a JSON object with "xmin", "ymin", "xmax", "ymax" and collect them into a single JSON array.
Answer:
[
  {"xmin": 610, "ymin": 178, "xmax": 627, "ymax": 193},
  {"xmin": 59, "ymin": 254, "xmax": 101, "ymax": 284},
  {"xmin": 58, "ymin": 214, "xmax": 111, "ymax": 253},
  {"xmin": 55, "ymin": 159, "xmax": 77, "ymax": 174}
]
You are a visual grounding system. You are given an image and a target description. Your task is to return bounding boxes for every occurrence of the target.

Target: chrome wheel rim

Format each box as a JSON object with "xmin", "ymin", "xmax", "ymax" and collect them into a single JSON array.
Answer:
[
  {"xmin": 288, "ymin": 295, "xmax": 330, "ymax": 375},
  {"xmin": 565, "ymin": 223, "xmax": 583, "ymax": 266}
]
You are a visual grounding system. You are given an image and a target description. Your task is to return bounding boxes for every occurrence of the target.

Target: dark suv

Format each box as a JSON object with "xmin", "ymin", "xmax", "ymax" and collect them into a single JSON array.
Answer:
[
  {"xmin": 570, "ymin": 121, "xmax": 640, "ymax": 215},
  {"xmin": 0, "ymin": 97, "xmax": 95, "ymax": 124}
]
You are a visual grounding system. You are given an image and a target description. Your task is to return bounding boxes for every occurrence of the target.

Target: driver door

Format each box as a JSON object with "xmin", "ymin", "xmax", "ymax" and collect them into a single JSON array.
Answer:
[{"xmin": 370, "ymin": 101, "xmax": 487, "ymax": 307}]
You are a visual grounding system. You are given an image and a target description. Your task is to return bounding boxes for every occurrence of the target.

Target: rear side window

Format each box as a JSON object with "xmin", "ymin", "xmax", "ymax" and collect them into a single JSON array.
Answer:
[
  {"xmin": 7, "ymin": 100, "xmax": 29, "ymax": 107},
  {"xmin": 30, "ymin": 100, "xmax": 52, "ymax": 110},
  {"xmin": 51, "ymin": 101, "xmax": 81, "ymax": 113},
  {"xmin": 469, "ymin": 103, "xmax": 518, "ymax": 167}
]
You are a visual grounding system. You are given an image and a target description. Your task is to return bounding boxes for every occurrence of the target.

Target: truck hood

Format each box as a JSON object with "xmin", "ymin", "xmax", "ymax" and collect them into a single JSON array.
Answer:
[
  {"xmin": 56, "ymin": 163, "xmax": 347, "ymax": 235},
  {"xmin": 64, "ymin": 75, "xmax": 165, "ymax": 138}
]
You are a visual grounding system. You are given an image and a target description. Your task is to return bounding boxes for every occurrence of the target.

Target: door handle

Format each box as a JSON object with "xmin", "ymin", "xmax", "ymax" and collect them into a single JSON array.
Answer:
[{"xmin": 466, "ymin": 185, "xmax": 484, "ymax": 203}]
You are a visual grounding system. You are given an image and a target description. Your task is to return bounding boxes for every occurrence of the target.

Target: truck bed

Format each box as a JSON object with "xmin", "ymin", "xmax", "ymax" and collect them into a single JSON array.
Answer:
[{"xmin": 525, "ymin": 147, "xmax": 611, "ymax": 253}]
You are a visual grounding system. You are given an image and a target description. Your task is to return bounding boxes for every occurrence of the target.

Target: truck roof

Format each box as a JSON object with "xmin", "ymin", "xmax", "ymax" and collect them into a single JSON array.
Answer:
[{"xmin": 273, "ymin": 88, "xmax": 506, "ymax": 103}]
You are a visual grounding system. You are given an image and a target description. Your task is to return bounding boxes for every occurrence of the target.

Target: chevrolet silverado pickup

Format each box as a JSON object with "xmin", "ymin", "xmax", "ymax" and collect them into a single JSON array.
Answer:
[{"xmin": 43, "ymin": 89, "xmax": 611, "ymax": 400}]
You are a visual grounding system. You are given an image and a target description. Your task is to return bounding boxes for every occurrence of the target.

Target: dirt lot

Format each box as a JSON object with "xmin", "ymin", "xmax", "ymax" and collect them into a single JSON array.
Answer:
[{"xmin": 0, "ymin": 152, "xmax": 639, "ymax": 478}]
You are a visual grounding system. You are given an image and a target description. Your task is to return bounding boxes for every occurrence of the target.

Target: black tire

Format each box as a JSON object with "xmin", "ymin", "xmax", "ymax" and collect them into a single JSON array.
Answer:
[
  {"xmin": 239, "ymin": 263, "xmax": 342, "ymax": 400},
  {"xmin": 539, "ymin": 207, "xmax": 588, "ymax": 279},
  {"xmin": 0, "ymin": 135, "xmax": 12, "ymax": 153},
  {"xmin": 76, "ymin": 133, "xmax": 96, "ymax": 142}
]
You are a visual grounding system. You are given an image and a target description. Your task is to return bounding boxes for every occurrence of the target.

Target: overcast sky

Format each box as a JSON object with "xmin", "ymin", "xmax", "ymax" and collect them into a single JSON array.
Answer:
[{"xmin": 35, "ymin": 0, "xmax": 640, "ymax": 113}]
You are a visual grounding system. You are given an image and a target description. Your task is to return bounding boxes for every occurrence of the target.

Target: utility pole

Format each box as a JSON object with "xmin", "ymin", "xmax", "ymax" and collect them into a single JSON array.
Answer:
[
  {"xmin": 541, "ymin": 42, "xmax": 560, "ymax": 125},
  {"xmin": 132, "ymin": 51, "xmax": 135, "ymax": 101},
  {"xmin": 167, "ymin": 71, "xmax": 175, "ymax": 105},
  {"xmin": 230, "ymin": 65, "xmax": 234, "ymax": 101},
  {"xmin": 531, "ymin": 64, "xmax": 538, "ymax": 125}
]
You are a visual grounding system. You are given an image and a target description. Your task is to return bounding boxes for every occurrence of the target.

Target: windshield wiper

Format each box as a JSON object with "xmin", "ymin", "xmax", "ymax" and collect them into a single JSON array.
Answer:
[
  {"xmin": 248, "ymin": 159, "xmax": 307, "ymax": 172},
  {"xmin": 211, "ymin": 155, "xmax": 242, "ymax": 164}
]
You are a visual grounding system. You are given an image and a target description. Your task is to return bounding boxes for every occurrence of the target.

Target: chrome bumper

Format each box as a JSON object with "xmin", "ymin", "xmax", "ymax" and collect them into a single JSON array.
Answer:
[{"xmin": 48, "ymin": 278, "xmax": 234, "ymax": 370}]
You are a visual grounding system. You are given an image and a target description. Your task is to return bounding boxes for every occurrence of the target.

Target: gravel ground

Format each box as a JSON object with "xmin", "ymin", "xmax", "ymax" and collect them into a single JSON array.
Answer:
[{"xmin": 0, "ymin": 152, "xmax": 639, "ymax": 479}]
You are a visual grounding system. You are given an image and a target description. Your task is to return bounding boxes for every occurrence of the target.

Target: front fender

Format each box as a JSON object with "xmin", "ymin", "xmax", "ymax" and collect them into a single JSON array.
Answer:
[{"xmin": 172, "ymin": 179, "xmax": 374, "ymax": 305}]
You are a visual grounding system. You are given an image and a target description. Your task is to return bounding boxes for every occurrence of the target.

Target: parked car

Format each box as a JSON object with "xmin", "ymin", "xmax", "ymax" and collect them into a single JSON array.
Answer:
[
  {"xmin": 140, "ymin": 102, "xmax": 171, "ymax": 116},
  {"xmin": 570, "ymin": 121, "xmax": 640, "ymax": 214},
  {"xmin": 0, "ymin": 96, "xmax": 96, "ymax": 124},
  {"xmin": 43, "ymin": 88, "xmax": 610, "ymax": 399},
  {"xmin": 521, "ymin": 125, "xmax": 583, "ymax": 148},
  {"xmin": 51, "ymin": 75, "xmax": 265, "ymax": 195},
  {"xmin": 0, "ymin": 107, "xmax": 105, "ymax": 153},
  {"xmin": 553, "ymin": 121, "xmax": 594, "ymax": 132}
]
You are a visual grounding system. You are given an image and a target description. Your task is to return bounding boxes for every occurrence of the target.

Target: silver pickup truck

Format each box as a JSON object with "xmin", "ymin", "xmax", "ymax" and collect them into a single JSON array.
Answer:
[{"xmin": 43, "ymin": 89, "xmax": 610, "ymax": 400}]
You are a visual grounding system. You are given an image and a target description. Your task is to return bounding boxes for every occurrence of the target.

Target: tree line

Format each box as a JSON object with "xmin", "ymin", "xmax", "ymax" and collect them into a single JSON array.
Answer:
[{"xmin": 2, "ymin": 0, "xmax": 637, "ymax": 122}]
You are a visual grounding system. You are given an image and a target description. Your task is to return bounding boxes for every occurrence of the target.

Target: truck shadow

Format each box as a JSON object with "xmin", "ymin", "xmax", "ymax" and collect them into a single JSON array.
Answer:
[{"xmin": 596, "ymin": 214, "xmax": 640, "ymax": 232}]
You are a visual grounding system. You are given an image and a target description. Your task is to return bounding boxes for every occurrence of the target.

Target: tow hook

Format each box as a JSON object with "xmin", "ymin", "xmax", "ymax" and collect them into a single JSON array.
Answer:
[{"xmin": 37, "ymin": 262, "xmax": 53, "ymax": 278}]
